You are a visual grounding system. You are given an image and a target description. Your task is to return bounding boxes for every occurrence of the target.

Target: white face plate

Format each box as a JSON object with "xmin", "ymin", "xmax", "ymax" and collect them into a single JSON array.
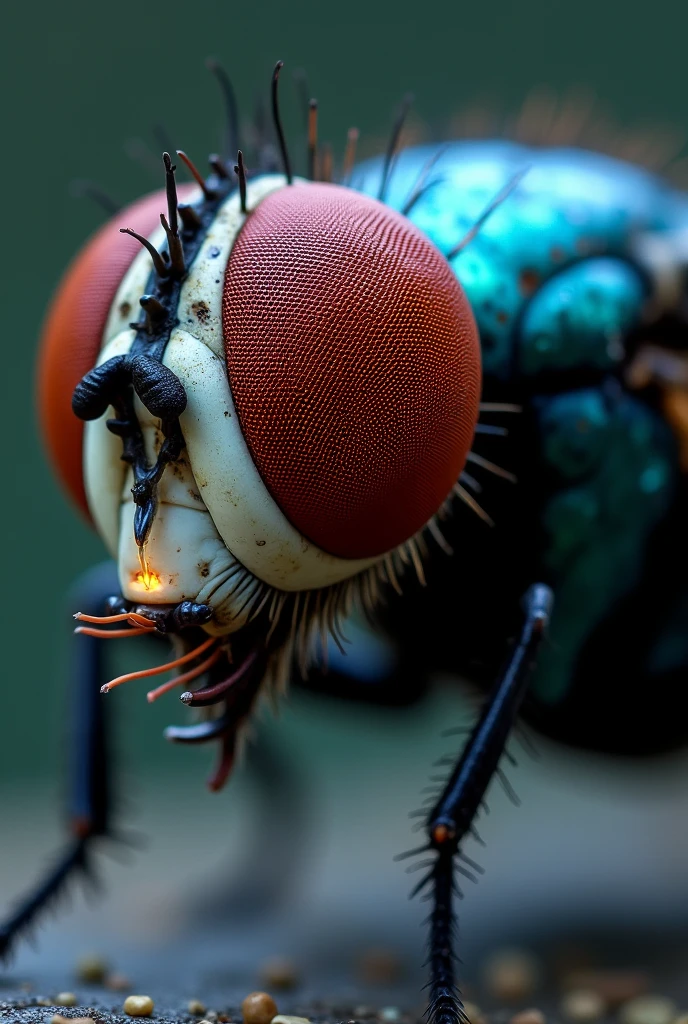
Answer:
[
  {"xmin": 165, "ymin": 330, "xmax": 380, "ymax": 589},
  {"xmin": 83, "ymin": 175, "xmax": 384, "ymax": 610}
]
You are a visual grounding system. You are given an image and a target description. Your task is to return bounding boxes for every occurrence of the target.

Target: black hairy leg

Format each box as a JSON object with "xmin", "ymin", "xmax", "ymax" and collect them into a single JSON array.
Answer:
[
  {"xmin": 0, "ymin": 562, "xmax": 122, "ymax": 960},
  {"xmin": 414, "ymin": 584, "xmax": 553, "ymax": 1024}
]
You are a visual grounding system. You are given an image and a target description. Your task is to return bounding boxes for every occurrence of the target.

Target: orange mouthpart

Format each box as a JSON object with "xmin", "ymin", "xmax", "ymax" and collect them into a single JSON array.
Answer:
[
  {"xmin": 146, "ymin": 646, "xmax": 223, "ymax": 704},
  {"xmin": 100, "ymin": 635, "xmax": 218, "ymax": 694}
]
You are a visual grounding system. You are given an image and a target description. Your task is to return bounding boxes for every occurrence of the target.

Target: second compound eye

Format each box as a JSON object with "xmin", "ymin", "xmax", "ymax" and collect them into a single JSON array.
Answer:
[
  {"xmin": 222, "ymin": 181, "xmax": 482, "ymax": 560},
  {"xmin": 36, "ymin": 187, "xmax": 196, "ymax": 520}
]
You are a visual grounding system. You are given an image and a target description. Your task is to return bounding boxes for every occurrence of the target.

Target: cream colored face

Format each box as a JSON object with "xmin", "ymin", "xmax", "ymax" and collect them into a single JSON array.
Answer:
[{"xmin": 84, "ymin": 176, "xmax": 385, "ymax": 636}]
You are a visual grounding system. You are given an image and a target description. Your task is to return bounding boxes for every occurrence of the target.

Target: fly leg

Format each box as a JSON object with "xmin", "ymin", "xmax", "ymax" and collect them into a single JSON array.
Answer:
[
  {"xmin": 419, "ymin": 584, "xmax": 553, "ymax": 1024},
  {"xmin": 0, "ymin": 562, "xmax": 123, "ymax": 960}
]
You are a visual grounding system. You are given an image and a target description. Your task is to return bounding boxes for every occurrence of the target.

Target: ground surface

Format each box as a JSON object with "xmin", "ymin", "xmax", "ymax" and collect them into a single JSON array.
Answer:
[{"xmin": 3, "ymin": 687, "xmax": 688, "ymax": 1023}]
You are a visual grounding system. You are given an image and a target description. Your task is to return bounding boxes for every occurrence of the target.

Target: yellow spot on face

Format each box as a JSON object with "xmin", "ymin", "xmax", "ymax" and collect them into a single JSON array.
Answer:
[
  {"xmin": 134, "ymin": 570, "xmax": 161, "ymax": 592},
  {"xmin": 135, "ymin": 545, "xmax": 161, "ymax": 591}
]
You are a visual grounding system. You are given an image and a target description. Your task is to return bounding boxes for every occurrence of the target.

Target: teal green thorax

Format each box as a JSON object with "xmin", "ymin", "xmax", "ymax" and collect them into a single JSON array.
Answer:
[{"xmin": 353, "ymin": 142, "xmax": 684, "ymax": 703}]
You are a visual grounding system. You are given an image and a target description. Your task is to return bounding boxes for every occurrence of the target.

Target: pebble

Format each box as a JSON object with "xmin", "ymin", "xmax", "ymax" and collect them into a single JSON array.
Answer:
[
  {"xmin": 51, "ymin": 1017, "xmax": 95, "ymax": 1024},
  {"xmin": 205, "ymin": 1013, "xmax": 218, "ymax": 1022},
  {"xmin": 560, "ymin": 990, "xmax": 605, "ymax": 1022},
  {"xmin": 75, "ymin": 954, "xmax": 109, "ymax": 985},
  {"xmin": 260, "ymin": 958, "xmax": 299, "ymax": 991},
  {"xmin": 123, "ymin": 995, "xmax": 155, "ymax": 1017},
  {"xmin": 188, "ymin": 1002, "xmax": 207, "ymax": 1016},
  {"xmin": 106, "ymin": 974, "xmax": 132, "ymax": 992},
  {"xmin": 483, "ymin": 950, "xmax": 541, "ymax": 1003},
  {"xmin": 359, "ymin": 949, "xmax": 403, "ymax": 985},
  {"xmin": 510, "ymin": 1011, "xmax": 546, "ymax": 1024},
  {"xmin": 463, "ymin": 1002, "xmax": 487, "ymax": 1024},
  {"xmin": 563, "ymin": 971, "xmax": 650, "ymax": 1008},
  {"xmin": 619, "ymin": 996, "xmax": 678, "ymax": 1024},
  {"xmin": 37, "ymin": 999, "xmax": 52, "ymax": 1007},
  {"xmin": 241, "ymin": 992, "xmax": 278, "ymax": 1024},
  {"xmin": 271, "ymin": 1017, "xmax": 311, "ymax": 1024},
  {"xmin": 55, "ymin": 993, "xmax": 78, "ymax": 1007}
]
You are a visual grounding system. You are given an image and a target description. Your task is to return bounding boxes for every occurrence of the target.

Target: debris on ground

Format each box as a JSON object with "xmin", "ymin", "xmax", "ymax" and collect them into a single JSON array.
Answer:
[
  {"xmin": 482, "ymin": 950, "xmax": 542, "ymax": 1003},
  {"xmin": 55, "ymin": 994, "xmax": 78, "ymax": 1007},
  {"xmin": 241, "ymin": 992, "xmax": 278, "ymax": 1024},
  {"xmin": 463, "ymin": 1001, "xmax": 487, "ymax": 1024},
  {"xmin": 510, "ymin": 1008, "xmax": 546, "ymax": 1024},
  {"xmin": 560, "ymin": 988, "xmax": 606, "ymax": 1022},
  {"xmin": 358, "ymin": 950, "xmax": 404, "ymax": 986},
  {"xmin": 562, "ymin": 971, "xmax": 650, "ymax": 1008},
  {"xmin": 619, "ymin": 996, "xmax": 678, "ymax": 1024},
  {"xmin": 106, "ymin": 975, "xmax": 132, "ymax": 993},
  {"xmin": 76, "ymin": 957, "xmax": 109, "ymax": 986},
  {"xmin": 51, "ymin": 1016, "xmax": 96, "ymax": 1024},
  {"xmin": 259, "ymin": 960, "xmax": 299, "ymax": 992},
  {"xmin": 123, "ymin": 995, "xmax": 155, "ymax": 1017},
  {"xmin": 2, "ymin": 943, "xmax": 688, "ymax": 1024}
]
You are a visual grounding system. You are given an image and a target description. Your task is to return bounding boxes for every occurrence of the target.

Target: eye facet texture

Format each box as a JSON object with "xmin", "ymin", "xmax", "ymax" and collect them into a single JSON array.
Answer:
[{"xmin": 222, "ymin": 182, "xmax": 481, "ymax": 559}]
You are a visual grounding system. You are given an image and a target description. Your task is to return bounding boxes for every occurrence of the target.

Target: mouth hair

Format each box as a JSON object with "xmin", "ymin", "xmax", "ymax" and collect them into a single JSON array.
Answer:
[{"xmin": 72, "ymin": 594, "xmax": 270, "ymax": 791}]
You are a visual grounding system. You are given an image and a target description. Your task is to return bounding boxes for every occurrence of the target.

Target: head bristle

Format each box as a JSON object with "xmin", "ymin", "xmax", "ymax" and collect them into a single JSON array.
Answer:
[
  {"xmin": 447, "ymin": 168, "xmax": 529, "ymax": 260},
  {"xmin": 378, "ymin": 92, "xmax": 413, "ymax": 201},
  {"xmin": 342, "ymin": 127, "xmax": 359, "ymax": 185},
  {"xmin": 209, "ymin": 153, "xmax": 231, "ymax": 180},
  {"xmin": 70, "ymin": 179, "xmax": 121, "ymax": 215},
  {"xmin": 206, "ymin": 57, "xmax": 240, "ymax": 162},
  {"xmin": 401, "ymin": 145, "xmax": 448, "ymax": 216},
  {"xmin": 119, "ymin": 227, "xmax": 169, "ymax": 277},
  {"xmin": 320, "ymin": 142, "xmax": 333, "ymax": 183},
  {"xmin": 161, "ymin": 153, "xmax": 185, "ymax": 276},
  {"xmin": 176, "ymin": 149, "xmax": 217, "ymax": 201},
  {"xmin": 308, "ymin": 98, "xmax": 318, "ymax": 181},
  {"xmin": 271, "ymin": 61, "xmax": 293, "ymax": 185},
  {"xmin": 234, "ymin": 150, "xmax": 248, "ymax": 213}
]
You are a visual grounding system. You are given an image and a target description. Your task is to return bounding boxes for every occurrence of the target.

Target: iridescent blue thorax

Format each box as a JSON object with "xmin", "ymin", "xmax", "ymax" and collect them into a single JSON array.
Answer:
[
  {"xmin": 354, "ymin": 142, "xmax": 688, "ymax": 377},
  {"xmin": 353, "ymin": 143, "xmax": 688, "ymax": 707}
]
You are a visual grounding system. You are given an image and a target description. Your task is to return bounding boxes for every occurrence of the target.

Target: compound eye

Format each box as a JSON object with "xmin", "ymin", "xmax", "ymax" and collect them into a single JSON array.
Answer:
[
  {"xmin": 223, "ymin": 182, "xmax": 481, "ymax": 560},
  {"xmin": 36, "ymin": 190, "xmax": 180, "ymax": 519}
]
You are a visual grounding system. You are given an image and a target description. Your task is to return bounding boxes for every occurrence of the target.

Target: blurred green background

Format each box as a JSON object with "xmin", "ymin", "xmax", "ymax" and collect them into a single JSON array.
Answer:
[{"xmin": 5, "ymin": 0, "xmax": 688, "ymax": 994}]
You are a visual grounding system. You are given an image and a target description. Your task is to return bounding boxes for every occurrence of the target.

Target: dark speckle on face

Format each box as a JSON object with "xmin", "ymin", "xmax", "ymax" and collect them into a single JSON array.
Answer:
[{"xmin": 192, "ymin": 300, "xmax": 211, "ymax": 324}]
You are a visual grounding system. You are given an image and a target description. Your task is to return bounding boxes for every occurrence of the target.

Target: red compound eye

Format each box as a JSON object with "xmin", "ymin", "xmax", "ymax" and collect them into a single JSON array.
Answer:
[
  {"xmin": 36, "ymin": 188, "xmax": 192, "ymax": 519},
  {"xmin": 223, "ymin": 182, "xmax": 481, "ymax": 560}
]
